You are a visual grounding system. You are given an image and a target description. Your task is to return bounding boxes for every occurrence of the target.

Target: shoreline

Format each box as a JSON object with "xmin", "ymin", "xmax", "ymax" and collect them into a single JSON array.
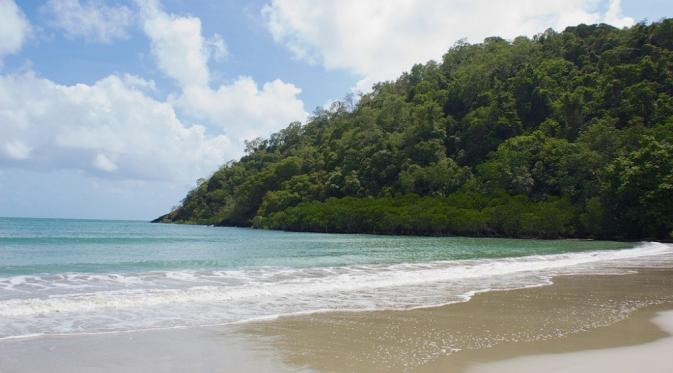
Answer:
[
  {"xmin": 1, "ymin": 268, "xmax": 672, "ymax": 372},
  {"xmin": 241, "ymin": 268, "xmax": 673, "ymax": 372},
  {"xmin": 1, "ymin": 241, "xmax": 664, "ymax": 341},
  {"xmin": 152, "ymin": 220, "xmax": 673, "ymax": 242}
]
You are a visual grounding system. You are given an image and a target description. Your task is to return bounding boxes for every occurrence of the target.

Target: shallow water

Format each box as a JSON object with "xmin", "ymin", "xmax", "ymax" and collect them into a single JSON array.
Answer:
[{"xmin": 1, "ymin": 217, "xmax": 671, "ymax": 339}]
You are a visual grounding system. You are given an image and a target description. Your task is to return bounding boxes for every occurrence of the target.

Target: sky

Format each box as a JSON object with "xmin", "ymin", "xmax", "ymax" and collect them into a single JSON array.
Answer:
[{"xmin": 0, "ymin": 0, "xmax": 672, "ymax": 220}]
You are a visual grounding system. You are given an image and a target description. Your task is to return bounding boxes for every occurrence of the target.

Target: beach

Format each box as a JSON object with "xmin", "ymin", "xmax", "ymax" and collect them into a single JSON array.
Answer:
[
  {"xmin": 2, "ymin": 219, "xmax": 673, "ymax": 372},
  {"xmin": 4, "ymin": 2, "xmax": 673, "ymax": 372},
  {"xmin": 468, "ymin": 308, "xmax": 673, "ymax": 373},
  {"xmin": 242, "ymin": 268, "xmax": 673, "ymax": 372},
  {"xmin": 2, "ymin": 268, "xmax": 672, "ymax": 372},
  {"xmin": 4, "ymin": 3, "xmax": 673, "ymax": 371}
]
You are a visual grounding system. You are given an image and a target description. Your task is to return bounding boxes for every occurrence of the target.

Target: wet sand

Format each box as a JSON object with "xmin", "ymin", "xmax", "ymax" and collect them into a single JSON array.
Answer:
[
  {"xmin": 242, "ymin": 268, "xmax": 673, "ymax": 372},
  {"xmin": 468, "ymin": 308, "xmax": 673, "ymax": 372},
  {"xmin": 2, "ymin": 269, "xmax": 672, "ymax": 372},
  {"xmin": 0, "ymin": 326, "xmax": 297, "ymax": 373}
]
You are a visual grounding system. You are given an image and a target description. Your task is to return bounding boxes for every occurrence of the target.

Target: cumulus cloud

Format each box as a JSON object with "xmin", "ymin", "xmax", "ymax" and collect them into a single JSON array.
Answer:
[
  {"xmin": 0, "ymin": 72, "xmax": 231, "ymax": 182},
  {"xmin": 603, "ymin": 0, "xmax": 635, "ymax": 29},
  {"xmin": 139, "ymin": 0, "xmax": 210, "ymax": 87},
  {"xmin": 0, "ymin": 0, "xmax": 307, "ymax": 187},
  {"xmin": 0, "ymin": 0, "xmax": 30, "ymax": 62},
  {"xmin": 138, "ymin": 0, "xmax": 307, "ymax": 141},
  {"xmin": 42, "ymin": 0, "xmax": 134, "ymax": 43},
  {"xmin": 177, "ymin": 77, "xmax": 306, "ymax": 141},
  {"xmin": 262, "ymin": 0, "xmax": 636, "ymax": 92}
]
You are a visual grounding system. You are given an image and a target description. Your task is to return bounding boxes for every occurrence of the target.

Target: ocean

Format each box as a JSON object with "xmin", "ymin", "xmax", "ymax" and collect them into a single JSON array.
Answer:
[{"xmin": 1, "ymin": 217, "xmax": 671, "ymax": 340}]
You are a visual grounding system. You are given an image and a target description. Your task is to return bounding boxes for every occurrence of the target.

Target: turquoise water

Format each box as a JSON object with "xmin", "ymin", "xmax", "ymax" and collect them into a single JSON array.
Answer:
[
  {"xmin": 0, "ymin": 217, "xmax": 670, "ymax": 339},
  {"xmin": 0, "ymin": 217, "xmax": 633, "ymax": 275}
]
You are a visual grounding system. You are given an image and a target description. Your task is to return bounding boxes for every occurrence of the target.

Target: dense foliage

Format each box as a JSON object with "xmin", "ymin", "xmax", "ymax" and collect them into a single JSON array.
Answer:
[{"xmin": 156, "ymin": 20, "xmax": 673, "ymax": 240}]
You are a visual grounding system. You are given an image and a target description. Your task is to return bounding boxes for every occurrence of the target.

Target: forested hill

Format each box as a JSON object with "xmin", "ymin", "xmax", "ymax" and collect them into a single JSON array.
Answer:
[{"xmin": 156, "ymin": 20, "xmax": 673, "ymax": 240}]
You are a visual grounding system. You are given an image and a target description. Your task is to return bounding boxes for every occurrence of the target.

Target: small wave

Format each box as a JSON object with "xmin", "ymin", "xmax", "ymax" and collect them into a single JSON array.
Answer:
[{"xmin": 0, "ymin": 242, "xmax": 671, "ymax": 338}]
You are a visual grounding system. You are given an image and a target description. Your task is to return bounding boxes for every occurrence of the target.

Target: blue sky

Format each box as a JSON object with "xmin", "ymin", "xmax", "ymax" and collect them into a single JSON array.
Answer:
[{"xmin": 1, "ymin": 0, "xmax": 672, "ymax": 220}]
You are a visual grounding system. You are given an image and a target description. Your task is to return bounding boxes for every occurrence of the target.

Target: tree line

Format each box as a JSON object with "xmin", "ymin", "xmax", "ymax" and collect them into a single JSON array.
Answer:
[{"xmin": 156, "ymin": 19, "xmax": 673, "ymax": 240}]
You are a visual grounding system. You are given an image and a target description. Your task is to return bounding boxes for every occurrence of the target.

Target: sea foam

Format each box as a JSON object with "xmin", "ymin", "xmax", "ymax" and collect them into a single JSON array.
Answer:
[{"xmin": 0, "ymin": 242, "xmax": 671, "ymax": 339}]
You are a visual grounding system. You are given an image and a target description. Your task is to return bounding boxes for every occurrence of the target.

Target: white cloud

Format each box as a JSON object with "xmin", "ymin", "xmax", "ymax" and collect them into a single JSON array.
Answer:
[
  {"xmin": 121, "ymin": 73, "xmax": 157, "ymax": 92},
  {"xmin": 4, "ymin": 140, "xmax": 31, "ymax": 160},
  {"xmin": 138, "ymin": 0, "xmax": 307, "ymax": 142},
  {"xmin": 177, "ymin": 77, "xmax": 306, "ymax": 141},
  {"xmin": 0, "ymin": 0, "xmax": 30, "ymax": 62},
  {"xmin": 0, "ymin": 72, "xmax": 231, "ymax": 182},
  {"xmin": 0, "ymin": 0, "xmax": 306, "ymax": 188},
  {"xmin": 0, "ymin": 0, "xmax": 310, "ymax": 218},
  {"xmin": 93, "ymin": 153, "xmax": 118, "ymax": 172},
  {"xmin": 139, "ymin": 0, "xmax": 210, "ymax": 87},
  {"xmin": 603, "ymin": 0, "xmax": 635, "ymax": 28},
  {"xmin": 206, "ymin": 33, "xmax": 228, "ymax": 62},
  {"xmin": 43, "ymin": 0, "xmax": 134, "ymax": 43},
  {"xmin": 0, "ymin": 0, "xmax": 306, "ymax": 189},
  {"xmin": 262, "ymin": 0, "xmax": 636, "ymax": 92}
]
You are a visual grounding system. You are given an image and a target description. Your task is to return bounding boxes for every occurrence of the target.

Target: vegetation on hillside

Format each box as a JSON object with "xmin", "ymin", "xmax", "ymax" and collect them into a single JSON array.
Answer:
[{"xmin": 156, "ymin": 20, "xmax": 673, "ymax": 240}]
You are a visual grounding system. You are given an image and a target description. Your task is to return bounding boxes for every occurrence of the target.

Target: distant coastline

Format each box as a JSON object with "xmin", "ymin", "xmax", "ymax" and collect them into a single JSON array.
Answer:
[{"xmin": 152, "ymin": 215, "xmax": 671, "ymax": 243}]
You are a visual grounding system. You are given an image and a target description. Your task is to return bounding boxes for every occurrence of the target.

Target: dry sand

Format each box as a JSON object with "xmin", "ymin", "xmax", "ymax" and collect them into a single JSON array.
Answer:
[{"xmin": 468, "ymin": 308, "xmax": 673, "ymax": 373}]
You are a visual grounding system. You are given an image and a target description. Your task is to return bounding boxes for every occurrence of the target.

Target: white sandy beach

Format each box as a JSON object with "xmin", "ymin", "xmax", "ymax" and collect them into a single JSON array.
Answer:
[
  {"xmin": 468, "ymin": 310, "xmax": 673, "ymax": 373},
  {"xmin": 242, "ymin": 269, "xmax": 673, "ymax": 372},
  {"xmin": 2, "ymin": 269, "xmax": 673, "ymax": 372}
]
